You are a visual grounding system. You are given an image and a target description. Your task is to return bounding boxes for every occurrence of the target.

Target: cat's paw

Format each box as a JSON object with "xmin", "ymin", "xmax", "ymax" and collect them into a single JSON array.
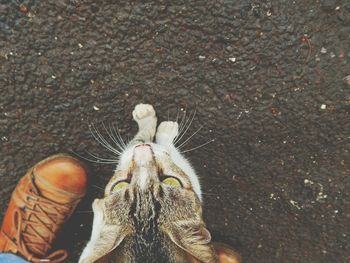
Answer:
[
  {"xmin": 132, "ymin": 104, "xmax": 157, "ymax": 141},
  {"xmin": 133, "ymin": 103, "xmax": 157, "ymax": 129},
  {"xmin": 156, "ymin": 121, "xmax": 179, "ymax": 145},
  {"xmin": 132, "ymin": 103, "xmax": 156, "ymax": 122}
]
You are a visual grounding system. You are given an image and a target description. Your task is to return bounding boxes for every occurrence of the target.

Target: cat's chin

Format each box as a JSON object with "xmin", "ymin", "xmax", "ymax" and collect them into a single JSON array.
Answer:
[{"xmin": 133, "ymin": 144, "xmax": 153, "ymax": 166}]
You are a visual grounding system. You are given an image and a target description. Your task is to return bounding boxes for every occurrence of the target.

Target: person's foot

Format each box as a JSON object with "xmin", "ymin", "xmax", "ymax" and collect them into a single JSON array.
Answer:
[{"xmin": 0, "ymin": 154, "xmax": 88, "ymax": 263}]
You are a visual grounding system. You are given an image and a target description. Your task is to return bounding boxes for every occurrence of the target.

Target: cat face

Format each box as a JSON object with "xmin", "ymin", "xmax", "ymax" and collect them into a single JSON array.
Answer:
[
  {"xmin": 105, "ymin": 143, "xmax": 201, "ymax": 230},
  {"xmin": 95, "ymin": 143, "xmax": 215, "ymax": 263},
  {"xmin": 105, "ymin": 143, "xmax": 196, "ymax": 197}
]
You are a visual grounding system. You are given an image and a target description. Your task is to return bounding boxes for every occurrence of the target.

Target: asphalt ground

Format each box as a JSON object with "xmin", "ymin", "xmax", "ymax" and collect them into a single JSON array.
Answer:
[{"xmin": 0, "ymin": 0, "xmax": 349, "ymax": 262}]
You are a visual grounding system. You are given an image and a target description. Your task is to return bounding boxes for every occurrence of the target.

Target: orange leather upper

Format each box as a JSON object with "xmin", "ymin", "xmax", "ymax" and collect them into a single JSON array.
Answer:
[{"xmin": 0, "ymin": 154, "xmax": 87, "ymax": 263}]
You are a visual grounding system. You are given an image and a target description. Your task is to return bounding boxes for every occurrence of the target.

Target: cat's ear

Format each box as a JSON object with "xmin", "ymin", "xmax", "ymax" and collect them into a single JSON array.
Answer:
[
  {"xmin": 79, "ymin": 224, "xmax": 130, "ymax": 263},
  {"xmin": 79, "ymin": 225, "xmax": 129, "ymax": 263},
  {"xmin": 213, "ymin": 242, "xmax": 242, "ymax": 263},
  {"xmin": 78, "ymin": 199, "xmax": 131, "ymax": 263},
  {"xmin": 164, "ymin": 222, "xmax": 217, "ymax": 263}
]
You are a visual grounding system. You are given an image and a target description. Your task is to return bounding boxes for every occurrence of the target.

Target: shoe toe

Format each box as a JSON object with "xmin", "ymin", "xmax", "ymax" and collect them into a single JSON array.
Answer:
[{"xmin": 34, "ymin": 154, "xmax": 88, "ymax": 196}]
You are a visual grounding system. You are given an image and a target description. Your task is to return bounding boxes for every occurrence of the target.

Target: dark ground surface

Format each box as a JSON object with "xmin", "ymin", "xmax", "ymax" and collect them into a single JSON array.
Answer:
[{"xmin": 1, "ymin": 0, "xmax": 350, "ymax": 262}]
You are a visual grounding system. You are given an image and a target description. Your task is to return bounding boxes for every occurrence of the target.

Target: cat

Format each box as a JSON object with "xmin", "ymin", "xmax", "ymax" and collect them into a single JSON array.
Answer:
[{"xmin": 79, "ymin": 104, "xmax": 241, "ymax": 263}]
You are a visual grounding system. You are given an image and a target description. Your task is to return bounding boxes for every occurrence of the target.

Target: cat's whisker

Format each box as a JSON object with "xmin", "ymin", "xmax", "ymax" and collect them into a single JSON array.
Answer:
[
  {"xmin": 92, "ymin": 184, "xmax": 105, "ymax": 191},
  {"xmin": 102, "ymin": 122, "xmax": 122, "ymax": 150},
  {"xmin": 111, "ymin": 123, "xmax": 127, "ymax": 149},
  {"xmin": 89, "ymin": 123, "xmax": 121, "ymax": 155},
  {"xmin": 174, "ymin": 111, "xmax": 188, "ymax": 143},
  {"xmin": 102, "ymin": 122, "xmax": 125, "ymax": 152},
  {"xmin": 85, "ymin": 150, "xmax": 119, "ymax": 162},
  {"xmin": 175, "ymin": 108, "xmax": 180, "ymax": 123},
  {"xmin": 176, "ymin": 108, "xmax": 188, "ymax": 137},
  {"xmin": 175, "ymin": 108, "xmax": 197, "ymax": 145},
  {"xmin": 179, "ymin": 108, "xmax": 190, "ymax": 135},
  {"xmin": 108, "ymin": 124, "xmax": 125, "ymax": 151},
  {"xmin": 71, "ymin": 150, "xmax": 119, "ymax": 164},
  {"xmin": 181, "ymin": 138, "xmax": 216, "ymax": 154},
  {"xmin": 177, "ymin": 125, "xmax": 203, "ymax": 149},
  {"xmin": 89, "ymin": 124, "xmax": 117, "ymax": 154},
  {"xmin": 81, "ymin": 158, "xmax": 117, "ymax": 164},
  {"xmin": 92, "ymin": 123, "xmax": 122, "ymax": 155}
]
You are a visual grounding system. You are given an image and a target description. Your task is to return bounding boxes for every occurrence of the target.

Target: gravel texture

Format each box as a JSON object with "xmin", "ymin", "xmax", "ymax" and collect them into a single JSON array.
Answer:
[{"xmin": 0, "ymin": 0, "xmax": 349, "ymax": 262}]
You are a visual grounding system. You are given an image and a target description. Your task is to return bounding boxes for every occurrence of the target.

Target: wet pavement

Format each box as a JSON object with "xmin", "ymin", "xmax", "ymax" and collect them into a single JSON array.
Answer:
[{"xmin": 0, "ymin": 0, "xmax": 349, "ymax": 262}]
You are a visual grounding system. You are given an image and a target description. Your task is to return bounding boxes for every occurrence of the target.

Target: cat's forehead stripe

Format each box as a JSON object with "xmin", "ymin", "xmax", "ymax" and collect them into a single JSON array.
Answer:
[{"xmin": 129, "ymin": 188, "xmax": 174, "ymax": 263}]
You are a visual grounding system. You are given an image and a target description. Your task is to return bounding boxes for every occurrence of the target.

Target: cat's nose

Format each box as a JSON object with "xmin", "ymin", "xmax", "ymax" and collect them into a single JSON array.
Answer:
[{"xmin": 133, "ymin": 144, "xmax": 153, "ymax": 166}]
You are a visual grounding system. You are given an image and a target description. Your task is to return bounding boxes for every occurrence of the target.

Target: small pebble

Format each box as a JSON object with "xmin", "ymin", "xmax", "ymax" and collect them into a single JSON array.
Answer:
[
  {"xmin": 304, "ymin": 179, "xmax": 314, "ymax": 184},
  {"xmin": 320, "ymin": 104, "xmax": 327, "ymax": 110},
  {"xmin": 78, "ymin": 43, "xmax": 83, "ymax": 48},
  {"xmin": 228, "ymin": 57, "xmax": 236, "ymax": 63},
  {"xmin": 290, "ymin": 200, "xmax": 301, "ymax": 209},
  {"xmin": 338, "ymin": 51, "xmax": 345, "ymax": 58},
  {"xmin": 198, "ymin": 55, "xmax": 206, "ymax": 60},
  {"xmin": 320, "ymin": 47, "xmax": 327, "ymax": 54},
  {"xmin": 19, "ymin": 4, "xmax": 29, "ymax": 14}
]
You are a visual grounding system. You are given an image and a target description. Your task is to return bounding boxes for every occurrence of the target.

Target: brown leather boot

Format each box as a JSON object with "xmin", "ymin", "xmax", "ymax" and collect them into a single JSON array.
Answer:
[
  {"xmin": 0, "ymin": 154, "xmax": 88, "ymax": 263},
  {"xmin": 213, "ymin": 242, "xmax": 242, "ymax": 263}
]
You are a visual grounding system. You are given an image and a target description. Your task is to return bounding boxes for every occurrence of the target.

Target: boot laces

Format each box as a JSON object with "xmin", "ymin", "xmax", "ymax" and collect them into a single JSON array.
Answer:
[{"xmin": 2, "ymin": 175, "xmax": 71, "ymax": 262}]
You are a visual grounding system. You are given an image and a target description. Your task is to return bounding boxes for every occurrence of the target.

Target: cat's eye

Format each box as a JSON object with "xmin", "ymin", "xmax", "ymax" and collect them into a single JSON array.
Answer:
[
  {"xmin": 162, "ymin": 177, "xmax": 182, "ymax": 188},
  {"xmin": 111, "ymin": 181, "xmax": 129, "ymax": 192}
]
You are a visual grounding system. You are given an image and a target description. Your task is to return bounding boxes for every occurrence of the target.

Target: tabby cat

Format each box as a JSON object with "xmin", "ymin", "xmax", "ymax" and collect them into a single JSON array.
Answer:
[{"xmin": 79, "ymin": 104, "xmax": 241, "ymax": 263}]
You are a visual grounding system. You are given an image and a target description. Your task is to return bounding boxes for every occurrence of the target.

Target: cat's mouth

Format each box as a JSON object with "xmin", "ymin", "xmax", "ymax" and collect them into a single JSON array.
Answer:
[{"xmin": 133, "ymin": 144, "xmax": 155, "ymax": 166}]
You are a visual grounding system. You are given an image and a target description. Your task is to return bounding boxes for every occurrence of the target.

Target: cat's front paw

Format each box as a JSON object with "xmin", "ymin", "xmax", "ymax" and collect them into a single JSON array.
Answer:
[
  {"xmin": 133, "ymin": 103, "xmax": 157, "ymax": 129},
  {"xmin": 132, "ymin": 104, "xmax": 157, "ymax": 142},
  {"xmin": 133, "ymin": 103, "xmax": 156, "ymax": 122},
  {"xmin": 156, "ymin": 121, "xmax": 179, "ymax": 145}
]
